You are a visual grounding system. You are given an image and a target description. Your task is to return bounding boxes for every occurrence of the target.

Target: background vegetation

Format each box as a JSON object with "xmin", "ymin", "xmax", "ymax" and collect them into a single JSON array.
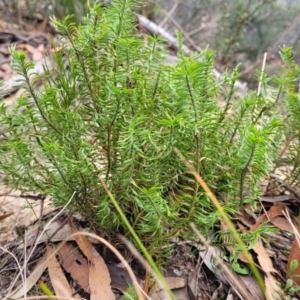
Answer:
[
  {"xmin": 148, "ymin": 0, "xmax": 300, "ymax": 83},
  {"xmin": 4, "ymin": 0, "xmax": 300, "ymax": 84}
]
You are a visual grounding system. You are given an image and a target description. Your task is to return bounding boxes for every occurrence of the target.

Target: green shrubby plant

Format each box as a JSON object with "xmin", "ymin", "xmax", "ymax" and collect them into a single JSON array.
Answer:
[
  {"xmin": 0, "ymin": 0, "xmax": 298, "ymax": 256},
  {"xmin": 274, "ymin": 47, "xmax": 300, "ymax": 184}
]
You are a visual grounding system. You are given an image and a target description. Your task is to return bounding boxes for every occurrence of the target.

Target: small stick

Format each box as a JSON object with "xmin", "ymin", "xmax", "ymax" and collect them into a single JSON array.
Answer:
[{"xmin": 257, "ymin": 52, "xmax": 267, "ymax": 96}]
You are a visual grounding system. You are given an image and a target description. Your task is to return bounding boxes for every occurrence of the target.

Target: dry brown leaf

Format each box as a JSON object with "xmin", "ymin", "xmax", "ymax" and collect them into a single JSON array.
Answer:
[
  {"xmin": 20, "ymin": 220, "xmax": 99, "ymax": 249},
  {"xmin": 58, "ymin": 243, "xmax": 133, "ymax": 293},
  {"xmin": 253, "ymin": 240, "xmax": 277, "ymax": 274},
  {"xmin": 47, "ymin": 244, "xmax": 73, "ymax": 300},
  {"xmin": 267, "ymin": 203, "xmax": 287, "ymax": 219},
  {"xmin": 21, "ymin": 220, "xmax": 73, "ymax": 248},
  {"xmin": 58, "ymin": 242, "xmax": 90, "ymax": 293},
  {"xmin": 0, "ymin": 212, "xmax": 13, "ymax": 222},
  {"xmin": 252, "ymin": 240, "xmax": 279, "ymax": 299},
  {"xmin": 251, "ymin": 203, "xmax": 287, "ymax": 232},
  {"xmin": 68, "ymin": 220, "xmax": 114, "ymax": 300},
  {"xmin": 248, "ymin": 204, "xmax": 286, "ymax": 299},
  {"xmin": 287, "ymin": 235, "xmax": 300, "ymax": 285},
  {"xmin": 249, "ymin": 202, "xmax": 295, "ymax": 232},
  {"xmin": 270, "ymin": 216, "xmax": 294, "ymax": 233}
]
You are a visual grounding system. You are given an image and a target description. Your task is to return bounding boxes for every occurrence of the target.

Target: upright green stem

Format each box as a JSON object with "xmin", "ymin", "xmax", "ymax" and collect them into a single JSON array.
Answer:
[{"xmin": 100, "ymin": 179, "xmax": 176, "ymax": 300}]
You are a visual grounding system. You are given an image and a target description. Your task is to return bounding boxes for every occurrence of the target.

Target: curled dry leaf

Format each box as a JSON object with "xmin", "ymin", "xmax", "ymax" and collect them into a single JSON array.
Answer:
[
  {"xmin": 21, "ymin": 221, "xmax": 73, "ymax": 249},
  {"xmin": 19, "ymin": 220, "xmax": 99, "ymax": 250},
  {"xmin": 253, "ymin": 240, "xmax": 277, "ymax": 274},
  {"xmin": 58, "ymin": 241, "xmax": 90, "ymax": 293},
  {"xmin": 252, "ymin": 240, "xmax": 279, "ymax": 300},
  {"xmin": 68, "ymin": 220, "xmax": 115, "ymax": 300},
  {"xmin": 47, "ymin": 244, "xmax": 74, "ymax": 300},
  {"xmin": 251, "ymin": 203, "xmax": 287, "ymax": 232},
  {"xmin": 58, "ymin": 243, "xmax": 133, "ymax": 293},
  {"xmin": 270, "ymin": 216, "xmax": 294, "ymax": 233}
]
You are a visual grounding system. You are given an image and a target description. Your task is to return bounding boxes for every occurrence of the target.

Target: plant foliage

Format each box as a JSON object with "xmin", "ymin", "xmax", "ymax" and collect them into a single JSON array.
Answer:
[{"xmin": 0, "ymin": 0, "xmax": 298, "ymax": 254}]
